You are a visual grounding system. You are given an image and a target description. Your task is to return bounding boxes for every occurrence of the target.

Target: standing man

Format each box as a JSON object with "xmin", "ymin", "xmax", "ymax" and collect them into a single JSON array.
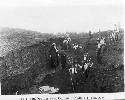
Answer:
[
  {"xmin": 63, "ymin": 34, "xmax": 71, "ymax": 50},
  {"xmin": 59, "ymin": 51, "xmax": 67, "ymax": 70},
  {"xmin": 69, "ymin": 64, "xmax": 78, "ymax": 92},
  {"xmin": 63, "ymin": 39, "xmax": 68, "ymax": 50},
  {"xmin": 96, "ymin": 38, "xmax": 106, "ymax": 64},
  {"xmin": 89, "ymin": 30, "xmax": 92, "ymax": 39},
  {"xmin": 49, "ymin": 43, "xmax": 59, "ymax": 69}
]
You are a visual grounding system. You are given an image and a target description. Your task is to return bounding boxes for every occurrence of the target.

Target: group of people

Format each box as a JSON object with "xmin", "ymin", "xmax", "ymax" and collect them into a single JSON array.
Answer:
[
  {"xmin": 48, "ymin": 31, "xmax": 108, "ymax": 84},
  {"xmin": 110, "ymin": 31, "xmax": 119, "ymax": 42},
  {"xmin": 62, "ymin": 35, "xmax": 71, "ymax": 50},
  {"xmin": 68, "ymin": 52, "xmax": 94, "ymax": 92},
  {"xmin": 48, "ymin": 35, "xmax": 71, "ymax": 70},
  {"xmin": 48, "ymin": 27, "xmax": 121, "ymax": 92},
  {"xmin": 72, "ymin": 43, "xmax": 82, "ymax": 50},
  {"xmin": 110, "ymin": 24, "xmax": 121, "ymax": 42},
  {"xmin": 96, "ymin": 26, "xmax": 121, "ymax": 64},
  {"xmin": 48, "ymin": 32, "xmax": 110, "ymax": 92},
  {"xmin": 48, "ymin": 35, "xmax": 94, "ymax": 92},
  {"xmin": 48, "ymin": 34, "xmax": 94, "ymax": 74}
]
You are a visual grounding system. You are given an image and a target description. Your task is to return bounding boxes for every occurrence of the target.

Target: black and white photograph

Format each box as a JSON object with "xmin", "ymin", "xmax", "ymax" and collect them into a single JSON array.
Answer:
[{"xmin": 0, "ymin": 0, "xmax": 124, "ymax": 98}]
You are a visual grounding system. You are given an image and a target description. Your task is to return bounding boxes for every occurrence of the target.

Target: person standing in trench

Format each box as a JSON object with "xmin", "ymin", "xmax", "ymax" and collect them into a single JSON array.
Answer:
[{"xmin": 49, "ymin": 43, "xmax": 59, "ymax": 69}]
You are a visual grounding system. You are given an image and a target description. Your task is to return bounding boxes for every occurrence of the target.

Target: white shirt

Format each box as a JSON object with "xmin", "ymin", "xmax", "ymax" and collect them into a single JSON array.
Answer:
[
  {"xmin": 100, "ymin": 39, "xmax": 105, "ymax": 44},
  {"xmin": 77, "ymin": 64, "xmax": 82, "ymax": 69},
  {"xmin": 84, "ymin": 55, "xmax": 87, "ymax": 60},
  {"xmin": 54, "ymin": 45, "xmax": 58, "ymax": 52},
  {"xmin": 90, "ymin": 63, "xmax": 93, "ymax": 67},
  {"xmin": 98, "ymin": 39, "xmax": 105, "ymax": 48},
  {"xmin": 69, "ymin": 67, "xmax": 77, "ymax": 74},
  {"xmin": 79, "ymin": 46, "xmax": 82, "ymax": 48},
  {"xmin": 84, "ymin": 63, "xmax": 89, "ymax": 71},
  {"xmin": 63, "ymin": 40, "xmax": 68, "ymax": 44},
  {"xmin": 73, "ymin": 45, "xmax": 78, "ymax": 49}
]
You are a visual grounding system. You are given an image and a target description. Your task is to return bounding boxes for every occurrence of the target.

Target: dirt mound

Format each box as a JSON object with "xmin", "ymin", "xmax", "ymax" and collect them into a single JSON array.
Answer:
[
  {"xmin": 1, "ymin": 42, "xmax": 49, "ymax": 94},
  {"xmin": 1, "ymin": 35, "xmax": 65, "ymax": 95}
]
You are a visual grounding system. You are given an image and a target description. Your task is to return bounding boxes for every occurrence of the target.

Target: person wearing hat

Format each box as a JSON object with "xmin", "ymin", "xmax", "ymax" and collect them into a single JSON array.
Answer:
[{"xmin": 49, "ymin": 43, "xmax": 59, "ymax": 69}]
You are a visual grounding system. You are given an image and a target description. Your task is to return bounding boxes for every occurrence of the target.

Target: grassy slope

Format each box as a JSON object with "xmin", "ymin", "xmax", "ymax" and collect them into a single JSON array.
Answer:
[
  {"xmin": 0, "ymin": 28, "xmax": 124, "ymax": 94},
  {"xmin": 0, "ymin": 28, "xmax": 59, "ymax": 94},
  {"xmin": 0, "ymin": 27, "xmax": 56, "ymax": 57},
  {"xmin": 81, "ymin": 31, "xmax": 124, "ymax": 92}
]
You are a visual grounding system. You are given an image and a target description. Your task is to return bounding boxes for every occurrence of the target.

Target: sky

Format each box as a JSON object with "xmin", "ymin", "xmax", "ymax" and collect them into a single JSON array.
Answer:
[{"xmin": 0, "ymin": 0, "xmax": 124, "ymax": 33}]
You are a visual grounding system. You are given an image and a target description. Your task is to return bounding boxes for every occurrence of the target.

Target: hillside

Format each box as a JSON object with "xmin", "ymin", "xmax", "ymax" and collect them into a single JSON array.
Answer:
[
  {"xmin": 0, "ymin": 27, "xmax": 56, "ymax": 57},
  {"xmin": 0, "ymin": 28, "xmax": 124, "ymax": 94}
]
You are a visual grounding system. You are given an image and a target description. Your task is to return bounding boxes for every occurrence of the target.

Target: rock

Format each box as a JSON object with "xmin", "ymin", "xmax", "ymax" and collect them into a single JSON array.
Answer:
[{"xmin": 39, "ymin": 86, "xmax": 59, "ymax": 94}]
